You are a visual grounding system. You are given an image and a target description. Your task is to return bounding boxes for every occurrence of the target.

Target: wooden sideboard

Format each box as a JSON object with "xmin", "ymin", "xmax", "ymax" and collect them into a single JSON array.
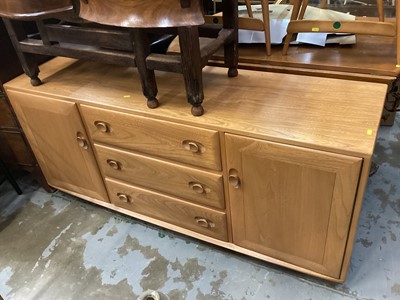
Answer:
[
  {"xmin": 4, "ymin": 57, "xmax": 386, "ymax": 282},
  {"xmin": 0, "ymin": 20, "xmax": 51, "ymax": 190}
]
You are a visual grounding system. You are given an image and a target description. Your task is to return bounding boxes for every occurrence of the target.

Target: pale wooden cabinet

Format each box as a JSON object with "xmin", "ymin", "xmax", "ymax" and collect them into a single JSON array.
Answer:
[
  {"xmin": 4, "ymin": 57, "xmax": 387, "ymax": 282},
  {"xmin": 225, "ymin": 134, "xmax": 362, "ymax": 278},
  {"xmin": 7, "ymin": 90, "xmax": 108, "ymax": 202}
]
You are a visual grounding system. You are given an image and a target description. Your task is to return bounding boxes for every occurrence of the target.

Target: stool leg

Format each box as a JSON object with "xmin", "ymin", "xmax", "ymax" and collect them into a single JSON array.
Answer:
[
  {"xmin": 132, "ymin": 29, "xmax": 159, "ymax": 109},
  {"xmin": 0, "ymin": 159, "xmax": 22, "ymax": 195},
  {"xmin": 178, "ymin": 26, "xmax": 204, "ymax": 116},
  {"xmin": 222, "ymin": 0, "xmax": 239, "ymax": 77},
  {"xmin": 2, "ymin": 18, "xmax": 42, "ymax": 86}
]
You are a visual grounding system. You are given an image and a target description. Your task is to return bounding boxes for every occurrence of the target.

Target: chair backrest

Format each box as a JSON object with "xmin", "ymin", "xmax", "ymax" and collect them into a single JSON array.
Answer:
[
  {"xmin": 0, "ymin": 0, "xmax": 72, "ymax": 19},
  {"xmin": 77, "ymin": 0, "xmax": 205, "ymax": 28}
]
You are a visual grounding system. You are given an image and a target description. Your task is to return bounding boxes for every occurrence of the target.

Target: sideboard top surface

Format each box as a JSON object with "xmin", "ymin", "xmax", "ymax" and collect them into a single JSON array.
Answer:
[{"xmin": 4, "ymin": 57, "xmax": 387, "ymax": 157}]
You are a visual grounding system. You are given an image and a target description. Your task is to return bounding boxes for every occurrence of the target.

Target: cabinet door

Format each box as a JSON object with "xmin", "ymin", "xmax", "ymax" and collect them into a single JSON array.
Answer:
[
  {"xmin": 225, "ymin": 134, "xmax": 362, "ymax": 278},
  {"xmin": 8, "ymin": 90, "xmax": 108, "ymax": 202}
]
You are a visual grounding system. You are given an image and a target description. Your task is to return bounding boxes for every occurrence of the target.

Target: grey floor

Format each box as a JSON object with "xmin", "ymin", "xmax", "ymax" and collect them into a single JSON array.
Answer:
[{"xmin": 0, "ymin": 113, "xmax": 399, "ymax": 300}]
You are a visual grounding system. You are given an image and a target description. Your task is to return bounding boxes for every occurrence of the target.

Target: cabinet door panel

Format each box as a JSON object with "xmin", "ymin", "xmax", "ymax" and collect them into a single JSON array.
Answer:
[
  {"xmin": 8, "ymin": 90, "xmax": 108, "ymax": 202},
  {"xmin": 225, "ymin": 134, "xmax": 362, "ymax": 278}
]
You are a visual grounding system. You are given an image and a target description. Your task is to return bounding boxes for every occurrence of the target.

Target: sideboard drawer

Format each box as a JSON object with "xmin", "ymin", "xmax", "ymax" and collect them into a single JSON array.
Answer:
[
  {"xmin": 95, "ymin": 144, "xmax": 225, "ymax": 209},
  {"xmin": 106, "ymin": 178, "xmax": 228, "ymax": 241},
  {"xmin": 80, "ymin": 105, "xmax": 222, "ymax": 170}
]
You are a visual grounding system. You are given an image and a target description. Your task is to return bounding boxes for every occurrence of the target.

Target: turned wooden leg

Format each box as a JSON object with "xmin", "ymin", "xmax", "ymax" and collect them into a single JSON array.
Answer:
[
  {"xmin": 178, "ymin": 26, "xmax": 204, "ymax": 116},
  {"xmin": 132, "ymin": 29, "xmax": 159, "ymax": 109},
  {"xmin": 2, "ymin": 18, "xmax": 42, "ymax": 86},
  {"xmin": 222, "ymin": 0, "xmax": 239, "ymax": 77}
]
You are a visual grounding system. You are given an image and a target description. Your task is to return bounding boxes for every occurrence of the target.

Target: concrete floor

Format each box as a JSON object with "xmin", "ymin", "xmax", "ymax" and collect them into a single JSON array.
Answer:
[{"xmin": 0, "ymin": 114, "xmax": 399, "ymax": 300}]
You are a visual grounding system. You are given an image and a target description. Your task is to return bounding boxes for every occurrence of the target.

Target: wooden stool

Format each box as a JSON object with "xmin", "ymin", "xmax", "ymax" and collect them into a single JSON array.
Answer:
[
  {"xmin": 0, "ymin": 1, "xmax": 174, "ymax": 97},
  {"xmin": 76, "ymin": 0, "xmax": 239, "ymax": 116}
]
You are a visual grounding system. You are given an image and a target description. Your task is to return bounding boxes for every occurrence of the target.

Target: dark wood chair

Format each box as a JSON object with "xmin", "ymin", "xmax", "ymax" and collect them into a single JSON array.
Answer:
[
  {"xmin": 1, "ymin": 0, "xmax": 238, "ymax": 116},
  {"xmin": 76, "ymin": 0, "xmax": 239, "ymax": 116}
]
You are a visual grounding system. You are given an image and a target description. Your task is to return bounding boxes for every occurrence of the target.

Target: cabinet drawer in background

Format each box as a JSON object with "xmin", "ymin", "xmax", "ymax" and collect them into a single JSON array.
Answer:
[
  {"xmin": 80, "ymin": 105, "xmax": 222, "ymax": 170},
  {"xmin": 106, "ymin": 178, "xmax": 228, "ymax": 241},
  {"xmin": 96, "ymin": 144, "xmax": 225, "ymax": 209}
]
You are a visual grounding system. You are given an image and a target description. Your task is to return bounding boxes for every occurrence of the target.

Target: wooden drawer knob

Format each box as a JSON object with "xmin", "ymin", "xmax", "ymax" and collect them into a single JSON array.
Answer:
[
  {"xmin": 188, "ymin": 182, "xmax": 211, "ymax": 194},
  {"xmin": 76, "ymin": 132, "xmax": 88, "ymax": 150},
  {"xmin": 190, "ymin": 183, "xmax": 205, "ymax": 194},
  {"xmin": 182, "ymin": 140, "xmax": 204, "ymax": 154},
  {"xmin": 94, "ymin": 121, "xmax": 110, "ymax": 133},
  {"xmin": 107, "ymin": 159, "xmax": 121, "ymax": 170},
  {"xmin": 117, "ymin": 193, "xmax": 131, "ymax": 203},
  {"xmin": 194, "ymin": 217, "xmax": 215, "ymax": 228}
]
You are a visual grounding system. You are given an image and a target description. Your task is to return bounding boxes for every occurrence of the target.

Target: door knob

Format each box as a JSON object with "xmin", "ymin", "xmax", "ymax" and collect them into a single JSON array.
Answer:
[
  {"xmin": 76, "ymin": 132, "xmax": 88, "ymax": 150},
  {"xmin": 228, "ymin": 169, "xmax": 241, "ymax": 188}
]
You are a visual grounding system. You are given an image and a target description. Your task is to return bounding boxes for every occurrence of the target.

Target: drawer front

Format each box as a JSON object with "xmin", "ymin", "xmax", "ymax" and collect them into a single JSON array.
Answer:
[
  {"xmin": 106, "ymin": 178, "xmax": 228, "ymax": 241},
  {"xmin": 80, "ymin": 105, "xmax": 221, "ymax": 170},
  {"xmin": 96, "ymin": 144, "xmax": 225, "ymax": 209}
]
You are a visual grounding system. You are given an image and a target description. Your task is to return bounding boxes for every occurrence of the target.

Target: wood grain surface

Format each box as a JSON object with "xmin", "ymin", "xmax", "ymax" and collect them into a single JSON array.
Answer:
[
  {"xmin": 0, "ymin": 0, "xmax": 72, "ymax": 19},
  {"xmin": 78, "ymin": 0, "xmax": 204, "ymax": 28},
  {"xmin": 95, "ymin": 143, "xmax": 225, "ymax": 209},
  {"xmin": 80, "ymin": 104, "xmax": 222, "ymax": 170},
  {"xmin": 106, "ymin": 178, "xmax": 228, "ymax": 241},
  {"xmin": 7, "ymin": 89, "xmax": 109, "ymax": 202},
  {"xmin": 6, "ymin": 57, "xmax": 386, "ymax": 158},
  {"xmin": 225, "ymin": 133, "xmax": 362, "ymax": 278}
]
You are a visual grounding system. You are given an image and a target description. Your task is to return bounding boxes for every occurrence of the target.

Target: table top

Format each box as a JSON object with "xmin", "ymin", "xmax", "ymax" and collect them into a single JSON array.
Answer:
[{"xmin": 5, "ymin": 57, "xmax": 387, "ymax": 157}]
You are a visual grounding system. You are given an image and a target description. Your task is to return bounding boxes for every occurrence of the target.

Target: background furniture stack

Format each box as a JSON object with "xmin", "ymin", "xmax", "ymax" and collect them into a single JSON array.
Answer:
[{"xmin": 0, "ymin": 20, "xmax": 51, "ymax": 192}]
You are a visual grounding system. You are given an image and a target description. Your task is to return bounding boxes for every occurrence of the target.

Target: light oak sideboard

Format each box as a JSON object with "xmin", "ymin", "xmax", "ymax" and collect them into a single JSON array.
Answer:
[{"xmin": 4, "ymin": 57, "xmax": 386, "ymax": 282}]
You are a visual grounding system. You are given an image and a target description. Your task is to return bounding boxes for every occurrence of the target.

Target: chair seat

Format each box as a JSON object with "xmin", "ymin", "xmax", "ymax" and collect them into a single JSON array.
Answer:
[
  {"xmin": 0, "ymin": 0, "xmax": 72, "ymax": 20},
  {"xmin": 78, "ymin": 0, "xmax": 205, "ymax": 28}
]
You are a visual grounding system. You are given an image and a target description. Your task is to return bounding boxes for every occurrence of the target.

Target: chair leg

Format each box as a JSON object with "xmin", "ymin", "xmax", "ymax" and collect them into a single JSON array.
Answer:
[
  {"xmin": 132, "ymin": 29, "xmax": 159, "ymax": 109},
  {"xmin": 0, "ymin": 159, "xmax": 22, "ymax": 195},
  {"xmin": 282, "ymin": 0, "xmax": 303, "ymax": 55},
  {"xmin": 222, "ymin": 0, "xmax": 239, "ymax": 77},
  {"xmin": 377, "ymin": 0, "xmax": 384, "ymax": 22},
  {"xmin": 178, "ymin": 26, "xmax": 204, "ymax": 116},
  {"xmin": 2, "ymin": 18, "xmax": 42, "ymax": 86},
  {"xmin": 299, "ymin": 0, "xmax": 309, "ymax": 19},
  {"xmin": 261, "ymin": 0, "xmax": 272, "ymax": 56}
]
